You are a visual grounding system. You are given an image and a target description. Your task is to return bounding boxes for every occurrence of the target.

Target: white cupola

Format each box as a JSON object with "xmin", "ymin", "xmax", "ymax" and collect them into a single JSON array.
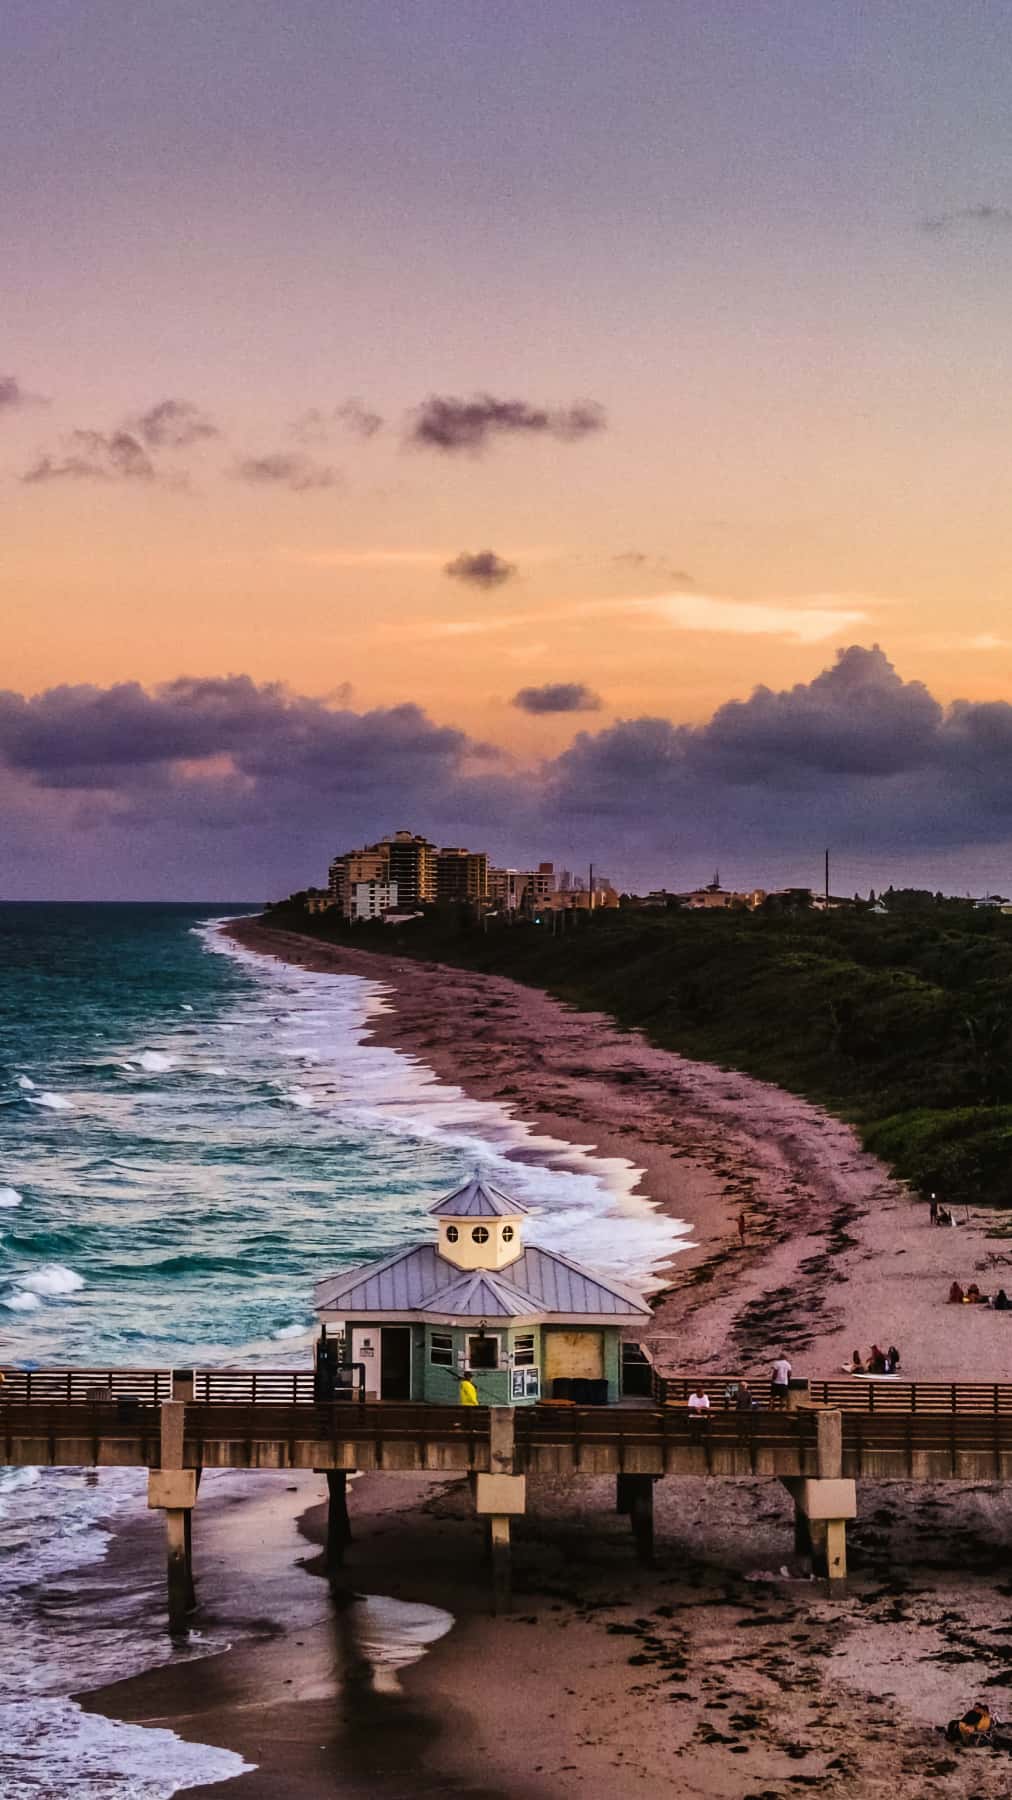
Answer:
[{"xmin": 429, "ymin": 1172, "xmax": 531, "ymax": 1271}]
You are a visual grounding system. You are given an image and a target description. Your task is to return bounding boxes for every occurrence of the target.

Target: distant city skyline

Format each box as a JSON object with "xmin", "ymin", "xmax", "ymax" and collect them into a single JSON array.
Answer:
[{"xmin": 4, "ymin": 4, "xmax": 1012, "ymax": 896}]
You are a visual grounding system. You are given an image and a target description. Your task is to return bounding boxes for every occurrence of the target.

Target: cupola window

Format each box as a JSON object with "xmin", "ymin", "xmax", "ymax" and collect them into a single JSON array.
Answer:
[
  {"xmin": 445, "ymin": 1225, "xmax": 458, "ymax": 1242},
  {"xmin": 502, "ymin": 1225, "xmax": 514, "ymax": 1243},
  {"xmin": 471, "ymin": 1226, "xmax": 489, "ymax": 1244}
]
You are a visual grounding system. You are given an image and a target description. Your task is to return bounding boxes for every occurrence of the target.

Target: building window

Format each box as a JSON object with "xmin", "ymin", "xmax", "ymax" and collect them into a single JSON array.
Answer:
[
  {"xmin": 513, "ymin": 1333, "xmax": 535, "ymax": 1367},
  {"xmin": 472, "ymin": 1225, "xmax": 489, "ymax": 1244},
  {"xmin": 467, "ymin": 1334, "xmax": 499, "ymax": 1369},
  {"xmin": 502, "ymin": 1225, "xmax": 514, "ymax": 1243},
  {"xmin": 445, "ymin": 1225, "xmax": 458, "ymax": 1243},
  {"xmin": 430, "ymin": 1331, "xmax": 454, "ymax": 1366},
  {"xmin": 512, "ymin": 1367, "xmax": 540, "ymax": 1401}
]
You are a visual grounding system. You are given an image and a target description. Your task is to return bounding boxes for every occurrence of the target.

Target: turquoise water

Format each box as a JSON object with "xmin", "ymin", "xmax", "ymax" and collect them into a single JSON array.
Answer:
[
  {"xmin": 0, "ymin": 904, "xmax": 689, "ymax": 1797},
  {"xmin": 0, "ymin": 904, "xmax": 685, "ymax": 1368}
]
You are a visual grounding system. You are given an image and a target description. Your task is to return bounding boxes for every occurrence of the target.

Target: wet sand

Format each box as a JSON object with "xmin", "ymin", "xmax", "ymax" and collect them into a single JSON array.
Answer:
[{"xmin": 82, "ymin": 918, "xmax": 1012, "ymax": 1799}]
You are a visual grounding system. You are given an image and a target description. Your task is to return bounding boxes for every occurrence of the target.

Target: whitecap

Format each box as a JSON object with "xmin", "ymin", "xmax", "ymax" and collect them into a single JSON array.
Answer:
[
  {"xmin": 180, "ymin": 1003, "xmax": 194, "ymax": 1011},
  {"xmin": 134, "ymin": 1051, "xmax": 176, "ymax": 1073},
  {"xmin": 284, "ymin": 1086, "xmax": 315, "ymax": 1108},
  {"xmin": 272, "ymin": 1323, "xmax": 309, "ymax": 1341},
  {"xmin": 19, "ymin": 1265, "xmax": 85, "ymax": 1296},
  {"xmin": 0, "ymin": 1187, "xmax": 22, "ymax": 1208},
  {"xmin": 28, "ymin": 1091, "xmax": 74, "ymax": 1111},
  {"xmin": 3, "ymin": 1292, "xmax": 41, "ymax": 1311},
  {"xmin": 15, "ymin": 1075, "xmax": 35, "ymax": 1090}
]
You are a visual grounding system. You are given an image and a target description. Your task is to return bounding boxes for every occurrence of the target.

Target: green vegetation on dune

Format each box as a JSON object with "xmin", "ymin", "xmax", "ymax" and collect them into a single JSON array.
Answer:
[{"xmin": 265, "ymin": 900, "xmax": 1012, "ymax": 1207}]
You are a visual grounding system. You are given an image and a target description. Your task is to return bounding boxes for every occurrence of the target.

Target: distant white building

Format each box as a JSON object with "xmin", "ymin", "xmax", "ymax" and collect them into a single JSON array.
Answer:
[{"xmin": 352, "ymin": 880, "xmax": 398, "ymax": 920}]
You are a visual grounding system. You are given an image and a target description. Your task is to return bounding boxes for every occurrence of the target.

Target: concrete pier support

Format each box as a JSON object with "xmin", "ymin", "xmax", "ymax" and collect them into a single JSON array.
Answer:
[
  {"xmin": 782, "ymin": 1412, "xmax": 853, "ymax": 1585},
  {"xmin": 148, "ymin": 1398, "xmax": 198, "ymax": 1632},
  {"xmin": 627, "ymin": 1475, "xmax": 656, "ymax": 1565},
  {"xmin": 326, "ymin": 1470, "xmax": 352, "ymax": 1569},
  {"xmin": 165, "ymin": 1507, "xmax": 194, "ymax": 1630},
  {"xmin": 616, "ymin": 1474, "xmax": 656, "ymax": 1561},
  {"xmin": 489, "ymin": 1515, "xmax": 512, "ymax": 1614},
  {"xmin": 474, "ymin": 1416, "xmax": 525, "ymax": 1614}
]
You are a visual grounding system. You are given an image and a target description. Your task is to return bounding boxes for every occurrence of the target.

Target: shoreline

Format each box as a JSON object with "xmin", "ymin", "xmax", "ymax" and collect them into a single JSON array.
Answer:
[
  {"xmin": 226, "ymin": 918, "xmax": 1012, "ymax": 1379},
  {"xmin": 79, "ymin": 915, "xmax": 1012, "ymax": 1800}
]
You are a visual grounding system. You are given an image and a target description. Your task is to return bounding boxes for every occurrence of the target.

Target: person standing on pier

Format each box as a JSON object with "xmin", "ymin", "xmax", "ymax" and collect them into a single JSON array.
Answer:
[
  {"xmin": 770, "ymin": 1351, "xmax": 792, "ymax": 1408},
  {"xmin": 459, "ymin": 1371, "xmax": 479, "ymax": 1406}
]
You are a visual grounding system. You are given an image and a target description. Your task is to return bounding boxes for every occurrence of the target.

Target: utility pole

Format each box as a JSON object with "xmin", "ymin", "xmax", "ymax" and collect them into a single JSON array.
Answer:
[
  {"xmin": 589, "ymin": 862, "xmax": 594, "ymax": 913},
  {"xmin": 825, "ymin": 848, "xmax": 830, "ymax": 906}
]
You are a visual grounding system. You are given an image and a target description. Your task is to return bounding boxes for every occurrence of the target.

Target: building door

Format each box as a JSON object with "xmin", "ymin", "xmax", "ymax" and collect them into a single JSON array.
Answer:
[{"xmin": 380, "ymin": 1327, "xmax": 412, "ymax": 1400}]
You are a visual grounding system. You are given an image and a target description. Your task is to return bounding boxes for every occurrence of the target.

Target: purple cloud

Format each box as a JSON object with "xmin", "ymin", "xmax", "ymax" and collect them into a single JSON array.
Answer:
[
  {"xmin": 408, "ymin": 393, "xmax": 606, "ymax": 454},
  {"xmin": 22, "ymin": 430, "xmax": 156, "ymax": 484},
  {"xmin": 444, "ymin": 549, "xmax": 517, "ymax": 589},
  {"xmin": 132, "ymin": 399, "xmax": 218, "ymax": 449},
  {"xmin": 0, "ymin": 375, "xmax": 46, "ymax": 414},
  {"xmin": 233, "ymin": 452, "xmax": 340, "ymax": 492},
  {"xmin": 513, "ymin": 683, "xmax": 603, "ymax": 715}
]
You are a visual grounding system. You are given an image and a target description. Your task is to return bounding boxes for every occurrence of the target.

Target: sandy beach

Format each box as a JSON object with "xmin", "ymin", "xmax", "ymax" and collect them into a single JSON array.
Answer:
[{"xmin": 82, "ymin": 918, "xmax": 1012, "ymax": 1800}]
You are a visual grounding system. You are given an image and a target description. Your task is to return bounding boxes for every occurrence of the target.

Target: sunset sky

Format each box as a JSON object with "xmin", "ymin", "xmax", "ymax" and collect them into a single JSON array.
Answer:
[{"xmin": 4, "ymin": 2, "xmax": 1012, "ymax": 897}]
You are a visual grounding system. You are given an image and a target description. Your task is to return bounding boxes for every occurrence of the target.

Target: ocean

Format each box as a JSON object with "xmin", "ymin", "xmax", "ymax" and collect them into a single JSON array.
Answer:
[{"xmin": 0, "ymin": 903, "xmax": 690, "ymax": 1797}]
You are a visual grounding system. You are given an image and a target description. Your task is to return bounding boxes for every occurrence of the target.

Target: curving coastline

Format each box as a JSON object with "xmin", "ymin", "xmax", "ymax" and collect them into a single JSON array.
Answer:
[{"xmin": 81, "ymin": 916, "xmax": 1012, "ymax": 1800}]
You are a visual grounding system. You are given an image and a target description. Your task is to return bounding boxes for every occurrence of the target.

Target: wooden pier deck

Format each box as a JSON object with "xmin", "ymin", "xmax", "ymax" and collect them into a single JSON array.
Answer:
[{"xmin": 8, "ymin": 1367, "xmax": 1012, "ymax": 1622}]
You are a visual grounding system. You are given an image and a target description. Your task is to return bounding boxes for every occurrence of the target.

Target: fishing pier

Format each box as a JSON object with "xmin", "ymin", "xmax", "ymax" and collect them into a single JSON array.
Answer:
[{"xmin": 7, "ymin": 1366, "xmax": 1012, "ymax": 1627}]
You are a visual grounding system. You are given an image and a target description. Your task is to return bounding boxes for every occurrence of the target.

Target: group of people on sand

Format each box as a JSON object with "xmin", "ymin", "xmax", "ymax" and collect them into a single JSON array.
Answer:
[
  {"xmin": 844, "ymin": 1344, "xmax": 900, "ymax": 1375},
  {"xmin": 947, "ymin": 1281, "xmax": 1011, "ymax": 1310}
]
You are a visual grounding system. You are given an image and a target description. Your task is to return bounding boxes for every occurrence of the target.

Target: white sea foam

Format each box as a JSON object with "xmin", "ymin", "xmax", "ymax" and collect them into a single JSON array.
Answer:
[
  {"xmin": 204, "ymin": 917, "xmax": 694, "ymax": 1289},
  {"xmin": 3, "ymin": 1292, "xmax": 41, "ymax": 1311},
  {"xmin": 180, "ymin": 1003, "xmax": 194, "ymax": 1011},
  {"xmin": 18, "ymin": 1264, "xmax": 85, "ymax": 1296},
  {"xmin": 0, "ymin": 1699, "xmax": 253, "ymax": 1800},
  {"xmin": 0, "ymin": 1186, "xmax": 22, "ymax": 1208},
  {"xmin": 0, "ymin": 1466, "xmax": 253, "ymax": 1800},
  {"xmin": 28, "ymin": 1091, "xmax": 73, "ymax": 1111},
  {"xmin": 135, "ymin": 1050, "xmax": 176, "ymax": 1073},
  {"xmin": 15, "ymin": 1074, "xmax": 35, "ymax": 1090},
  {"xmin": 352, "ymin": 1595, "xmax": 455, "ymax": 1695},
  {"xmin": 272, "ymin": 1322, "xmax": 309, "ymax": 1341}
]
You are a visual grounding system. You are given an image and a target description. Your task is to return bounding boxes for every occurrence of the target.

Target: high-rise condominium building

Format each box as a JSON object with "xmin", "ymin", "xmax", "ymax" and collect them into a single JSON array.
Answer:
[
  {"xmin": 375, "ymin": 831, "xmax": 437, "ymax": 908},
  {"xmin": 436, "ymin": 847, "xmax": 490, "ymax": 904}
]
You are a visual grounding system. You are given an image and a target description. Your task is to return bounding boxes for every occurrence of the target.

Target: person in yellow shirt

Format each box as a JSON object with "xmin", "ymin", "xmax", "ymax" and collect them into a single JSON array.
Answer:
[{"xmin": 459, "ymin": 1372, "xmax": 478, "ymax": 1406}]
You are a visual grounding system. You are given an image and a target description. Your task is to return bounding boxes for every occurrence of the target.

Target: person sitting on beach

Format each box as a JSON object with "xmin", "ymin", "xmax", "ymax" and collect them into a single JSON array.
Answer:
[
  {"xmin": 868, "ymin": 1344, "xmax": 887, "ymax": 1374},
  {"xmin": 937, "ymin": 1206, "xmax": 956, "ymax": 1227},
  {"xmin": 948, "ymin": 1281, "xmax": 964, "ymax": 1304},
  {"xmin": 845, "ymin": 1349, "xmax": 866, "ymax": 1374},
  {"xmin": 459, "ymin": 1372, "xmax": 479, "ymax": 1406},
  {"xmin": 965, "ymin": 1283, "xmax": 986, "ymax": 1305},
  {"xmin": 994, "ymin": 1289, "xmax": 1011, "ymax": 1312}
]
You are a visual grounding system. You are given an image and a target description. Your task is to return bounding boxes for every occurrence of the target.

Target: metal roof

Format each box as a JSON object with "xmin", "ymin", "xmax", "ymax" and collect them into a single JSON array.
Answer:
[
  {"xmin": 428, "ymin": 1174, "xmax": 532, "ymax": 1219},
  {"xmin": 313, "ymin": 1240, "xmax": 652, "ymax": 1322}
]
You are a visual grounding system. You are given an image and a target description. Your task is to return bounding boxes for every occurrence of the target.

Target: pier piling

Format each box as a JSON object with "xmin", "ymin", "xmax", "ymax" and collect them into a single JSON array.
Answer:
[
  {"xmin": 626, "ymin": 1475, "xmax": 655, "ymax": 1565},
  {"xmin": 326, "ymin": 1470, "xmax": 352, "ymax": 1568}
]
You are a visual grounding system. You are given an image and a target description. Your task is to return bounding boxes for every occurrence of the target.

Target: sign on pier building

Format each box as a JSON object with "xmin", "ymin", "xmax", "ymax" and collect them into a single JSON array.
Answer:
[{"xmin": 313, "ymin": 1174, "xmax": 652, "ymax": 1404}]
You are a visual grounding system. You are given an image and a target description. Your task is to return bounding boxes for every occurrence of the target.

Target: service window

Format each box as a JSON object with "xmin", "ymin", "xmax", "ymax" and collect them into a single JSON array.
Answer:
[
  {"xmin": 513, "ymin": 1334, "xmax": 536, "ymax": 1366},
  {"xmin": 430, "ymin": 1331, "xmax": 454, "ymax": 1366},
  {"xmin": 467, "ymin": 1334, "xmax": 500, "ymax": 1369}
]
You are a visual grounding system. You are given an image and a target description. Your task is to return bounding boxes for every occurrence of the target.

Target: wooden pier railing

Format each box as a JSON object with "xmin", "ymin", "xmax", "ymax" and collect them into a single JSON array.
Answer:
[{"xmin": 652, "ymin": 1373, "xmax": 1012, "ymax": 1416}]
